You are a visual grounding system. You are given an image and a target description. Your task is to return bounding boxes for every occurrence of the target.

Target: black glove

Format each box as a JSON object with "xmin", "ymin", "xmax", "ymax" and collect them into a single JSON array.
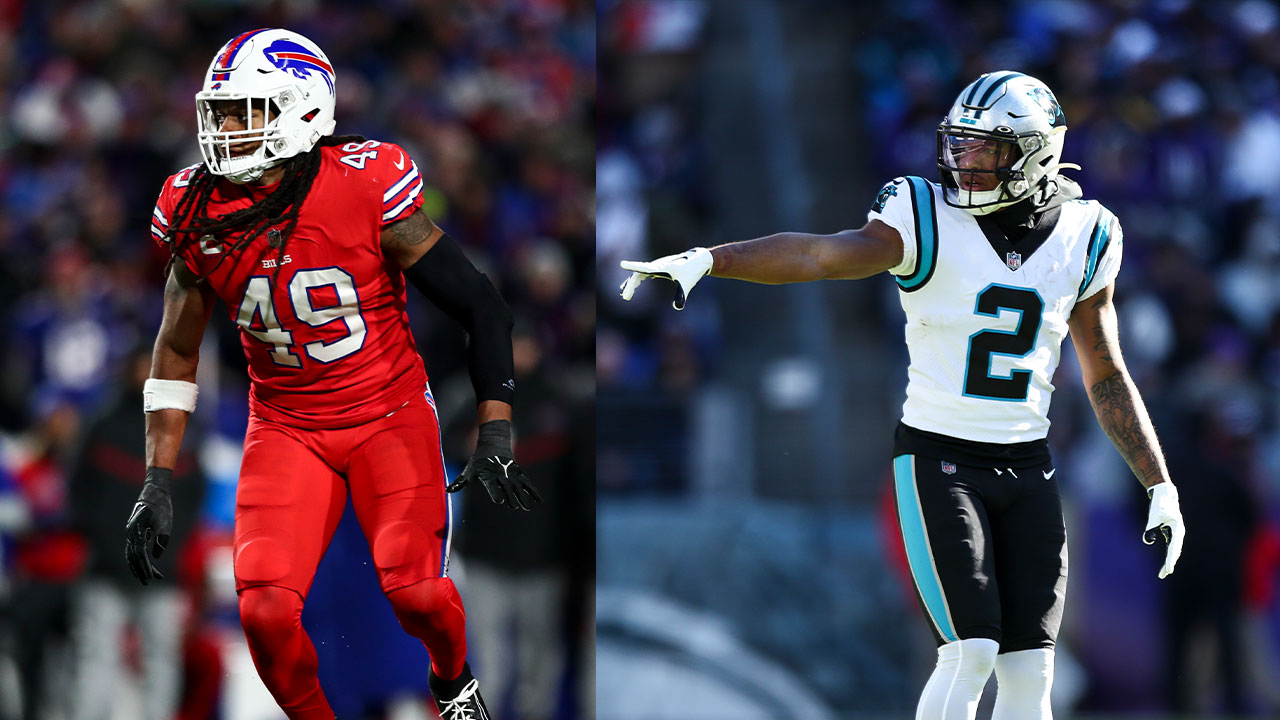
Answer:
[
  {"xmin": 125, "ymin": 467, "xmax": 174, "ymax": 586},
  {"xmin": 446, "ymin": 420, "xmax": 541, "ymax": 511}
]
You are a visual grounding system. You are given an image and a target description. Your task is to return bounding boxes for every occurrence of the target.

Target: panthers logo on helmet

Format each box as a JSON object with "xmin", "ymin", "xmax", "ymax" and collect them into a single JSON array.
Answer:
[
  {"xmin": 1028, "ymin": 86, "xmax": 1065, "ymax": 128},
  {"xmin": 263, "ymin": 39, "xmax": 335, "ymax": 95}
]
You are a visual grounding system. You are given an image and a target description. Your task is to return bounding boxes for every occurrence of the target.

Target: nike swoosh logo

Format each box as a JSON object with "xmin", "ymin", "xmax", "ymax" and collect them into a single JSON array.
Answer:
[
  {"xmin": 127, "ymin": 503, "xmax": 146, "ymax": 526},
  {"xmin": 1043, "ymin": 468, "xmax": 1056, "ymax": 480},
  {"xmin": 394, "ymin": 152, "xmax": 405, "ymax": 170}
]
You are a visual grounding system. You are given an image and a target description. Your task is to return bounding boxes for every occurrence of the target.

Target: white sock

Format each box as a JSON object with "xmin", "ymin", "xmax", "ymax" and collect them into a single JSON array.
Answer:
[
  {"xmin": 991, "ymin": 647, "xmax": 1054, "ymax": 720},
  {"xmin": 915, "ymin": 637, "xmax": 999, "ymax": 720}
]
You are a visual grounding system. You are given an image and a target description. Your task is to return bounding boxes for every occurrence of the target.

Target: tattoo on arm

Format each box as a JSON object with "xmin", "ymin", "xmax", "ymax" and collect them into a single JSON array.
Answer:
[
  {"xmin": 1076, "ymin": 286, "xmax": 1170, "ymax": 489},
  {"xmin": 382, "ymin": 210, "xmax": 434, "ymax": 251},
  {"xmin": 1088, "ymin": 292, "xmax": 1116, "ymax": 370},
  {"xmin": 1089, "ymin": 371, "xmax": 1168, "ymax": 488},
  {"xmin": 381, "ymin": 210, "xmax": 441, "ymax": 269}
]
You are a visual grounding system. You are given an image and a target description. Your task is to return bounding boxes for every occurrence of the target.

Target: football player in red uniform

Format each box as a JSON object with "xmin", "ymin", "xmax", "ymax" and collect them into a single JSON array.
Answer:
[{"xmin": 123, "ymin": 28, "xmax": 539, "ymax": 720}]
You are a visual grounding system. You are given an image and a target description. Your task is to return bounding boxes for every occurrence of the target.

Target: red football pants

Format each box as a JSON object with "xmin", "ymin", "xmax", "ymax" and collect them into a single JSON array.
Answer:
[{"xmin": 233, "ymin": 387, "xmax": 467, "ymax": 719}]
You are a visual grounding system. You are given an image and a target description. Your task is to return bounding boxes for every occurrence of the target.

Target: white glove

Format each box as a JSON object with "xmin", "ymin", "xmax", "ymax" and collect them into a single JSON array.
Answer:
[
  {"xmin": 1144, "ymin": 482, "xmax": 1185, "ymax": 579},
  {"xmin": 619, "ymin": 247, "xmax": 714, "ymax": 310}
]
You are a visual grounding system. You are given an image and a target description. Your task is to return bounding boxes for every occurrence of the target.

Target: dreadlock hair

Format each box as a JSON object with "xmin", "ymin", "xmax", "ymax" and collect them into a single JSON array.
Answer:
[{"xmin": 166, "ymin": 133, "xmax": 367, "ymax": 285}]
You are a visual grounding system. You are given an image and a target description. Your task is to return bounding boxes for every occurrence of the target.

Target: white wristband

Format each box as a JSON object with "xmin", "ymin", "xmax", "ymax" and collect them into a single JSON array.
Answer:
[{"xmin": 143, "ymin": 378, "xmax": 199, "ymax": 413}]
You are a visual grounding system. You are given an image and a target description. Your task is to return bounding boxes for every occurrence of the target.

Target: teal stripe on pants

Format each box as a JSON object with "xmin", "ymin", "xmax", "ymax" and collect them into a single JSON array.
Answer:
[{"xmin": 893, "ymin": 454, "xmax": 958, "ymax": 642}]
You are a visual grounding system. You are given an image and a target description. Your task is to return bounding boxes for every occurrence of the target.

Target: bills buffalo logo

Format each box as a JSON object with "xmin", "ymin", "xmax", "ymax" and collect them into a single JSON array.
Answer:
[{"xmin": 263, "ymin": 39, "xmax": 335, "ymax": 95}]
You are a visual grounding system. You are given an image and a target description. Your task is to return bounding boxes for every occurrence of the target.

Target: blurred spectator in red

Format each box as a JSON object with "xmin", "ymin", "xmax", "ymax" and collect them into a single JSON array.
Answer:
[
  {"xmin": 2, "ymin": 399, "xmax": 86, "ymax": 720},
  {"xmin": 66, "ymin": 346, "xmax": 205, "ymax": 720}
]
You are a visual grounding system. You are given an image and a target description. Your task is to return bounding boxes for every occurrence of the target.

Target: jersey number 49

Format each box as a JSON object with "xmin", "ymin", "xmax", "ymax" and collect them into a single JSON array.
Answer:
[{"xmin": 237, "ymin": 268, "xmax": 367, "ymax": 367}]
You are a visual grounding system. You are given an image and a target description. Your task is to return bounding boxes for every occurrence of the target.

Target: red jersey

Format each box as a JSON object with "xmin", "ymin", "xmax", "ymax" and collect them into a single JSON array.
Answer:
[{"xmin": 151, "ymin": 140, "xmax": 429, "ymax": 429}]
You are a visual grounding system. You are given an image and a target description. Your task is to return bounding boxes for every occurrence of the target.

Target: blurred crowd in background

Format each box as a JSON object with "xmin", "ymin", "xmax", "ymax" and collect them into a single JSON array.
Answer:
[
  {"xmin": 0, "ymin": 1, "xmax": 594, "ymax": 719},
  {"xmin": 599, "ymin": 0, "xmax": 1280, "ymax": 717}
]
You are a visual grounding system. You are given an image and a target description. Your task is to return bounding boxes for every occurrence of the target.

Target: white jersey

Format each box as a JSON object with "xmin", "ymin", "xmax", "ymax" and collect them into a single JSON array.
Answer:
[{"xmin": 868, "ymin": 176, "xmax": 1123, "ymax": 443}]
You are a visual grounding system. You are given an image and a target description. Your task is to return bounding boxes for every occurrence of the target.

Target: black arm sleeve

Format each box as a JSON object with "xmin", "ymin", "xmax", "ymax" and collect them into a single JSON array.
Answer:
[{"xmin": 403, "ymin": 233, "xmax": 515, "ymax": 405}]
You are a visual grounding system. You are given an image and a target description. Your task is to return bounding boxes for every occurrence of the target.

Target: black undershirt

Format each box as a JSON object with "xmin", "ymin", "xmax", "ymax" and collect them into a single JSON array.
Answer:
[{"xmin": 973, "ymin": 198, "xmax": 1061, "ymax": 266}]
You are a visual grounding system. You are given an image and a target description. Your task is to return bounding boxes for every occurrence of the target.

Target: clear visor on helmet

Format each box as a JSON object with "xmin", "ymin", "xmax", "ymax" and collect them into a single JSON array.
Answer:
[
  {"xmin": 941, "ymin": 134, "xmax": 1018, "ymax": 185},
  {"xmin": 937, "ymin": 127, "xmax": 1025, "ymax": 209}
]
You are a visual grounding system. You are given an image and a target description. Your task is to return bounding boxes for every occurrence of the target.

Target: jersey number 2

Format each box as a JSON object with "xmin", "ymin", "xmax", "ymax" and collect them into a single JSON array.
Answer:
[
  {"xmin": 237, "ymin": 269, "xmax": 367, "ymax": 367},
  {"xmin": 963, "ymin": 284, "xmax": 1043, "ymax": 401}
]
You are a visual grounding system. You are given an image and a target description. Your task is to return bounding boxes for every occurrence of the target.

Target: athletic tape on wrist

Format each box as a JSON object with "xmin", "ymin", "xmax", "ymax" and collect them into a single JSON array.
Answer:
[{"xmin": 143, "ymin": 378, "xmax": 198, "ymax": 413}]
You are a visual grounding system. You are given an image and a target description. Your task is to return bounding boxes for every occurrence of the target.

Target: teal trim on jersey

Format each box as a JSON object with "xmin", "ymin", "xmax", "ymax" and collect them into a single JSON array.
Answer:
[
  {"xmin": 893, "ymin": 454, "xmax": 959, "ymax": 643},
  {"xmin": 1079, "ymin": 208, "xmax": 1114, "ymax": 298},
  {"xmin": 895, "ymin": 177, "xmax": 938, "ymax": 292}
]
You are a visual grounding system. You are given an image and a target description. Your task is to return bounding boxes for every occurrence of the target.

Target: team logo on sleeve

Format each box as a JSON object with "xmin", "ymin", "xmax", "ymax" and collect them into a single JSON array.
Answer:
[
  {"xmin": 1006, "ymin": 251, "xmax": 1022, "ymax": 270},
  {"xmin": 871, "ymin": 180, "xmax": 901, "ymax": 214},
  {"xmin": 263, "ymin": 39, "xmax": 335, "ymax": 95}
]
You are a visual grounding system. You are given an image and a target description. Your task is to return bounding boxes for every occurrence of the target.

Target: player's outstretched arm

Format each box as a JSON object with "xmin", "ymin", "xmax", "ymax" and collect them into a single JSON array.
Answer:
[
  {"xmin": 128, "ymin": 262, "xmax": 215, "ymax": 586},
  {"xmin": 619, "ymin": 219, "xmax": 903, "ymax": 309},
  {"xmin": 1068, "ymin": 282, "xmax": 1184, "ymax": 578},
  {"xmin": 382, "ymin": 209, "xmax": 541, "ymax": 511}
]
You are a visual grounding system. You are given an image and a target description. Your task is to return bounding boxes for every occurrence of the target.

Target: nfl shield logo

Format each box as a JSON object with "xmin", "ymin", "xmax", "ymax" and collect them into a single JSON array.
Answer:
[
  {"xmin": 1006, "ymin": 252, "xmax": 1022, "ymax": 270},
  {"xmin": 941, "ymin": 461, "xmax": 957, "ymax": 475}
]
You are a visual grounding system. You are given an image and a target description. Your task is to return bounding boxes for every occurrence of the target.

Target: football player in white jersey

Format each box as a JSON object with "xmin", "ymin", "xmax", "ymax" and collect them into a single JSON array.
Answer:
[{"xmin": 619, "ymin": 71, "xmax": 1186, "ymax": 720}]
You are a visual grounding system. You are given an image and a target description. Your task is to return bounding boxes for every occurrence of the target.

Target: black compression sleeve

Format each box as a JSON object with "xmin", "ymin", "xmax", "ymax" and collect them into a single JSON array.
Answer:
[{"xmin": 402, "ymin": 233, "xmax": 515, "ymax": 404}]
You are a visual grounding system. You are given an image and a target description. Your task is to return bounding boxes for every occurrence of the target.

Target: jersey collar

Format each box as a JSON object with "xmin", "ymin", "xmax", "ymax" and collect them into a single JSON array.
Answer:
[{"xmin": 973, "ymin": 204, "xmax": 1061, "ymax": 270}]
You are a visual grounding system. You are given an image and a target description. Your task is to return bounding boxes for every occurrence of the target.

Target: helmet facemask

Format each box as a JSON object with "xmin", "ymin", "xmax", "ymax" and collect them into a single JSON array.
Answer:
[
  {"xmin": 938, "ymin": 125, "xmax": 1060, "ymax": 214},
  {"xmin": 938, "ymin": 72, "xmax": 1077, "ymax": 216},
  {"xmin": 196, "ymin": 94, "xmax": 294, "ymax": 184},
  {"xmin": 196, "ymin": 29, "xmax": 337, "ymax": 185}
]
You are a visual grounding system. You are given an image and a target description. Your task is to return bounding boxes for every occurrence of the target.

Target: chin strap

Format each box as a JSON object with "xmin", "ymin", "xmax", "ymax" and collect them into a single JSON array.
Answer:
[{"xmin": 956, "ymin": 162, "xmax": 1085, "ymax": 217}]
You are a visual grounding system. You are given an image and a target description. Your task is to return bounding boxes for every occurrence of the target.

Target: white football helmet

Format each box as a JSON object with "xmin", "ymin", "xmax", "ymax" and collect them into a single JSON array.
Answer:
[
  {"xmin": 196, "ymin": 28, "xmax": 337, "ymax": 184},
  {"xmin": 937, "ymin": 71, "xmax": 1079, "ymax": 215}
]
